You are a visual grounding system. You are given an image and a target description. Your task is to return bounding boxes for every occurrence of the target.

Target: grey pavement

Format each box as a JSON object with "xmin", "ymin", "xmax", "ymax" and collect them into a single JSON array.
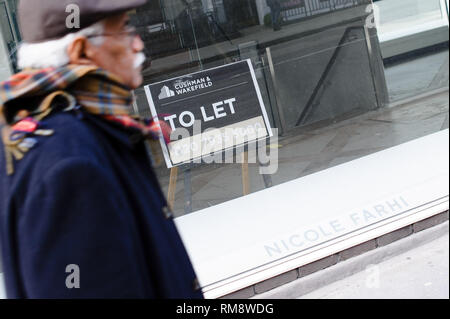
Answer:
[
  {"xmin": 254, "ymin": 221, "xmax": 449, "ymax": 299},
  {"xmin": 300, "ymin": 229, "xmax": 449, "ymax": 299}
]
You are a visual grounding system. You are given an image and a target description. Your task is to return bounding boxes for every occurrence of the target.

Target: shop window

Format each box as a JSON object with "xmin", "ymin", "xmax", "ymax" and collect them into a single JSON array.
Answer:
[
  {"xmin": 128, "ymin": 0, "xmax": 448, "ymax": 217},
  {"xmin": 0, "ymin": 0, "xmax": 447, "ymax": 218}
]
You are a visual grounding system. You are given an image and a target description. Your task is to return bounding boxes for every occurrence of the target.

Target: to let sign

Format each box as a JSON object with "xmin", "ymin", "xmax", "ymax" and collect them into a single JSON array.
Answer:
[{"xmin": 144, "ymin": 59, "xmax": 273, "ymax": 168}]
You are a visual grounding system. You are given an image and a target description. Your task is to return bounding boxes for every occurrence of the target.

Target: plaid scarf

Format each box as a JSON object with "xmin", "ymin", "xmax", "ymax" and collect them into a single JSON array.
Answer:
[{"xmin": 0, "ymin": 65, "xmax": 170, "ymax": 175}]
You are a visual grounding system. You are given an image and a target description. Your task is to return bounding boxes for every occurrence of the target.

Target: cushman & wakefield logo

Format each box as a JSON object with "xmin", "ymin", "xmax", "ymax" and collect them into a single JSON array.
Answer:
[
  {"xmin": 158, "ymin": 86, "xmax": 175, "ymax": 99},
  {"xmin": 158, "ymin": 76, "xmax": 213, "ymax": 100}
]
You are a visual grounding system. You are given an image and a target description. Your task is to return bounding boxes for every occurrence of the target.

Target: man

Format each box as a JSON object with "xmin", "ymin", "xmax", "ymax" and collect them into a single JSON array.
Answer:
[
  {"xmin": 0, "ymin": 0, "xmax": 203, "ymax": 299},
  {"xmin": 267, "ymin": 0, "xmax": 282, "ymax": 31}
]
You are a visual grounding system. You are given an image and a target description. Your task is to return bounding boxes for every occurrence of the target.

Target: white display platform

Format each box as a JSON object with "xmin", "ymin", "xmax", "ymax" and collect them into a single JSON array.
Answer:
[{"xmin": 175, "ymin": 129, "xmax": 449, "ymax": 298}]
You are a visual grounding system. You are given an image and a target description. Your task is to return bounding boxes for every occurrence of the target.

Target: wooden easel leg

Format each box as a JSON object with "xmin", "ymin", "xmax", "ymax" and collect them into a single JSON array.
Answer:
[
  {"xmin": 167, "ymin": 167, "xmax": 178, "ymax": 210},
  {"xmin": 242, "ymin": 151, "xmax": 250, "ymax": 196}
]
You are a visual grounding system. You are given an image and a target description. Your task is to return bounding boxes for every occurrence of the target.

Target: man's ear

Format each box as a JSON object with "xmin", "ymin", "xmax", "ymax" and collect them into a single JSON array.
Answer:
[{"xmin": 67, "ymin": 37, "xmax": 95, "ymax": 65}]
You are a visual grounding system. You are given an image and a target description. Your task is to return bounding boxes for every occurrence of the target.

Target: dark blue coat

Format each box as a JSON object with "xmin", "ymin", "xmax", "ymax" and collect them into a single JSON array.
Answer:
[{"xmin": 0, "ymin": 109, "xmax": 203, "ymax": 299}]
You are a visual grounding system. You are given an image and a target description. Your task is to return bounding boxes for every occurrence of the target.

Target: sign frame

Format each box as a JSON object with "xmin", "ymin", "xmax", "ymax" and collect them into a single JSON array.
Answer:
[{"xmin": 144, "ymin": 59, "xmax": 274, "ymax": 168}]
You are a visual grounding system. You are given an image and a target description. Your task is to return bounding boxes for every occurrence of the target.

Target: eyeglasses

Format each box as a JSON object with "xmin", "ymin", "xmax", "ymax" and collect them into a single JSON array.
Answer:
[{"xmin": 86, "ymin": 27, "xmax": 140, "ymax": 44}]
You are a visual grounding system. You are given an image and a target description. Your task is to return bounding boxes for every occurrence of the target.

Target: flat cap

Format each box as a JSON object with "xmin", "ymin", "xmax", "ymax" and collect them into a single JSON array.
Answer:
[{"xmin": 19, "ymin": 0, "xmax": 147, "ymax": 43}]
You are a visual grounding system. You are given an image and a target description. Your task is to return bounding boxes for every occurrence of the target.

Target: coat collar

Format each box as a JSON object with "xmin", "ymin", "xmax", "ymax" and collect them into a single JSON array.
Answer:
[{"xmin": 83, "ymin": 111, "xmax": 145, "ymax": 150}]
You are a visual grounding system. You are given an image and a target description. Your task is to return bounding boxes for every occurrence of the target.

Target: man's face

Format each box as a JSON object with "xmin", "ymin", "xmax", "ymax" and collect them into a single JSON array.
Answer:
[{"xmin": 86, "ymin": 13, "xmax": 144, "ymax": 89}]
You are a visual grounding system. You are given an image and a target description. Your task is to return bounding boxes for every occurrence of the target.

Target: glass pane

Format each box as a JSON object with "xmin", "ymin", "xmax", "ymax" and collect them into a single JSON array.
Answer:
[
  {"xmin": 375, "ymin": 0, "xmax": 449, "ymax": 101},
  {"xmin": 376, "ymin": 0, "xmax": 443, "ymax": 27},
  {"xmin": 0, "ymin": 2, "xmax": 13, "ymax": 78},
  {"xmin": 0, "ymin": 0, "xmax": 447, "ymax": 219},
  {"xmin": 127, "ymin": 0, "xmax": 448, "ymax": 217},
  {"xmin": 0, "ymin": 0, "xmax": 19, "ymax": 75}
]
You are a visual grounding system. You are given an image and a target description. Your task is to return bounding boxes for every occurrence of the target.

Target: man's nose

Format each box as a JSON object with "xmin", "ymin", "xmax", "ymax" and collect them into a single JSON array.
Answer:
[{"xmin": 132, "ymin": 35, "xmax": 144, "ymax": 52}]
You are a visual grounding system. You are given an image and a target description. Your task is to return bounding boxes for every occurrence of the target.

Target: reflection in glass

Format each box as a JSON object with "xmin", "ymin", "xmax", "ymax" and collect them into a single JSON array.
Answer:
[
  {"xmin": 123, "ymin": 0, "xmax": 449, "ymax": 217},
  {"xmin": 0, "ymin": 0, "xmax": 447, "ymax": 217}
]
